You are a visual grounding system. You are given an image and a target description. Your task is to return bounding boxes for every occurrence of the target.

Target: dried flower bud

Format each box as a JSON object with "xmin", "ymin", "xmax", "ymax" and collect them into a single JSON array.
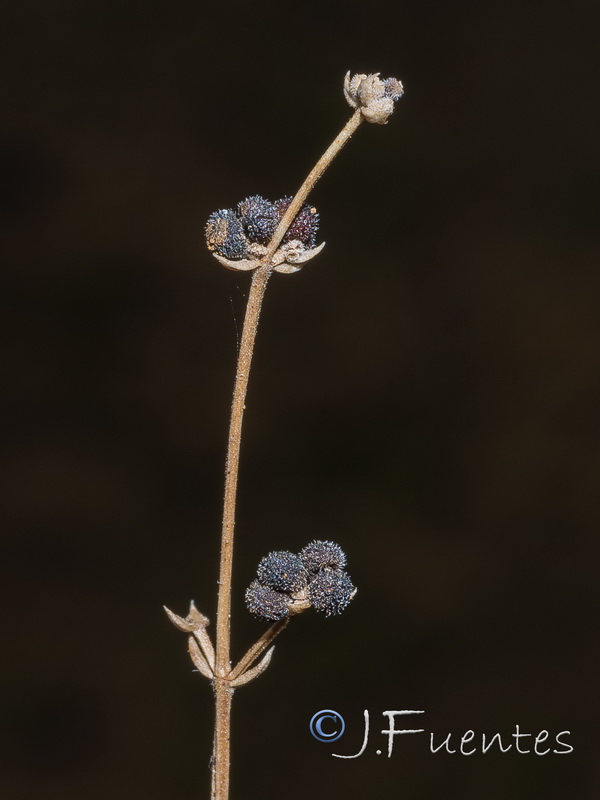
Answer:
[
  {"xmin": 299, "ymin": 540, "xmax": 347, "ymax": 573},
  {"xmin": 274, "ymin": 197, "xmax": 320, "ymax": 247},
  {"xmin": 383, "ymin": 77, "xmax": 404, "ymax": 102},
  {"xmin": 256, "ymin": 550, "xmax": 308, "ymax": 593},
  {"xmin": 245, "ymin": 580, "xmax": 290, "ymax": 621},
  {"xmin": 344, "ymin": 71, "xmax": 404, "ymax": 124},
  {"xmin": 205, "ymin": 208, "xmax": 250, "ymax": 259},
  {"xmin": 237, "ymin": 195, "xmax": 279, "ymax": 244},
  {"xmin": 307, "ymin": 568, "xmax": 356, "ymax": 616}
]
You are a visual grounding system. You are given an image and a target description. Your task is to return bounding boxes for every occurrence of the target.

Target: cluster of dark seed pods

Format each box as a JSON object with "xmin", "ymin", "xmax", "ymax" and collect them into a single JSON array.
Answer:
[
  {"xmin": 205, "ymin": 195, "xmax": 320, "ymax": 260},
  {"xmin": 245, "ymin": 540, "xmax": 355, "ymax": 621}
]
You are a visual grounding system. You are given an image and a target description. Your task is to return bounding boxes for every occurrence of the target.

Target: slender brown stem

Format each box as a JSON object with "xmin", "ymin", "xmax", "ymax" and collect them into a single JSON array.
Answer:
[
  {"xmin": 215, "ymin": 262, "xmax": 272, "ymax": 679},
  {"xmin": 229, "ymin": 619, "xmax": 290, "ymax": 681},
  {"xmin": 264, "ymin": 109, "xmax": 363, "ymax": 261},
  {"xmin": 212, "ymin": 681, "xmax": 233, "ymax": 800},
  {"xmin": 211, "ymin": 107, "xmax": 365, "ymax": 800},
  {"xmin": 212, "ymin": 263, "xmax": 271, "ymax": 800}
]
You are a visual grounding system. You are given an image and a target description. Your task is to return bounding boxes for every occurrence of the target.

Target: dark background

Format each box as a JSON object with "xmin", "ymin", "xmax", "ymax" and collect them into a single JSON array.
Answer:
[{"xmin": 2, "ymin": 1, "xmax": 598, "ymax": 798}]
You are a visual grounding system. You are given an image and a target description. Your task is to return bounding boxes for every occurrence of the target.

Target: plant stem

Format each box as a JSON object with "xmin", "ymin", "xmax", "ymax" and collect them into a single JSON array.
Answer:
[
  {"xmin": 264, "ymin": 109, "xmax": 363, "ymax": 261},
  {"xmin": 212, "ymin": 107, "xmax": 364, "ymax": 800},
  {"xmin": 213, "ymin": 262, "xmax": 271, "ymax": 800}
]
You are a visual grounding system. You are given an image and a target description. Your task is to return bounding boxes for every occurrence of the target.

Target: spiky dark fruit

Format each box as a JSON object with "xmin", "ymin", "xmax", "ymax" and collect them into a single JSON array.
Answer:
[
  {"xmin": 274, "ymin": 197, "xmax": 320, "ymax": 247},
  {"xmin": 256, "ymin": 550, "xmax": 308, "ymax": 593},
  {"xmin": 205, "ymin": 208, "xmax": 250, "ymax": 259},
  {"xmin": 245, "ymin": 580, "xmax": 290, "ymax": 621},
  {"xmin": 307, "ymin": 569, "xmax": 355, "ymax": 616},
  {"xmin": 299, "ymin": 540, "xmax": 347, "ymax": 573},
  {"xmin": 237, "ymin": 195, "xmax": 279, "ymax": 244}
]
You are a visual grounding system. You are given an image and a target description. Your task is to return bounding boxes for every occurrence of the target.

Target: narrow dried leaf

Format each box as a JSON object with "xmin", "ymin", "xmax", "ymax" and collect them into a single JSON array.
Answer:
[
  {"xmin": 193, "ymin": 627, "xmax": 216, "ymax": 671},
  {"xmin": 164, "ymin": 602, "xmax": 211, "ymax": 632},
  {"xmin": 212, "ymin": 253, "xmax": 261, "ymax": 271},
  {"xmin": 164, "ymin": 605, "xmax": 195, "ymax": 632},
  {"xmin": 188, "ymin": 636, "xmax": 214, "ymax": 680},
  {"xmin": 229, "ymin": 647, "xmax": 275, "ymax": 687}
]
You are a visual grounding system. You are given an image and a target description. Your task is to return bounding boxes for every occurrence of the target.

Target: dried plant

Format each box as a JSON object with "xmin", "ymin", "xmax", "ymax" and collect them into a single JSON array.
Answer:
[{"xmin": 164, "ymin": 71, "xmax": 404, "ymax": 800}]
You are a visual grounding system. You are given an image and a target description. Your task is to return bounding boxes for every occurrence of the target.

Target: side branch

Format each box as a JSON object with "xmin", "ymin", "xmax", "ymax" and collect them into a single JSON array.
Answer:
[
  {"xmin": 214, "ymin": 109, "xmax": 364, "ymax": 680},
  {"xmin": 263, "ymin": 109, "xmax": 363, "ymax": 261},
  {"xmin": 229, "ymin": 619, "xmax": 290, "ymax": 681}
]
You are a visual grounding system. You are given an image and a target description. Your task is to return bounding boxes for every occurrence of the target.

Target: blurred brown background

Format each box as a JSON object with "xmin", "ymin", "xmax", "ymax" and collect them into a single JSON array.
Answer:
[{"xmin": 1, "ymin": 1, "xmax": 598, "ymax": 798}]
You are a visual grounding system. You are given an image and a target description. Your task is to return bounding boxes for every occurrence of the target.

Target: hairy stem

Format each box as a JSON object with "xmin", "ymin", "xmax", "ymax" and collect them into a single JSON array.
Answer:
[
  {"xmin": 212, "ymin": 263, "xmax": 271, "ymax": 800},
  {"xmin": 264, "ymin": 109, "xmax": 363, "ymax": 260},
  {"xmin": 212, "ymin": 107, "xmax": 365, "ymax": 800}
]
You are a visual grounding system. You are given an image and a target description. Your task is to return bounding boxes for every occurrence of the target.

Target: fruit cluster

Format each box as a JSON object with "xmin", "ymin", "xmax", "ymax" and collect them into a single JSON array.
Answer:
[
  {"xmin": 205, "ymin": 195, "xmax": 320, "ymax": 260},
  {"xmin": 245, "ymin": 540, "xmax": 355, "ymax": 621}
]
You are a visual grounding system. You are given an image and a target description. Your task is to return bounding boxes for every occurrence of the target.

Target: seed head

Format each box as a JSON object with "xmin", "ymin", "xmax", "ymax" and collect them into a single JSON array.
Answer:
[
  {"xmin": 307, "ymin": 568, "xmax": 356, "ymax": 616},
  {"xmin": 205, "ymin": 208, "xmax": 250, "ymax": 259},
  {"xmin": 256, "ymin": 550, "xmax": 308, "ymax": 593},
  {"xmin": 344, "ymin": 72, "xmax": 404, "ymax": 124},
  {"xmin": 245, "ymin": 580, "xmax": 290, "ymax": 621},
  {"xmin": 237, "ymin": 195, "xmax": 279, "ymax": 245},
  {"xmin": 299, "ymin": 540, "xmax": 347, "ymax": 573},
  {"xmin": 274, "ymin": 197, "xmax": 320, "ymax": 247}
]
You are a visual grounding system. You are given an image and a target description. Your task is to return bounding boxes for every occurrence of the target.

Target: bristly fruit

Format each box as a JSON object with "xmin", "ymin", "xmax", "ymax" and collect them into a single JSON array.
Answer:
[
  {"xmin": 256, "ymin": 551, "xmax": 308, "ymax": 593},
  {"xmin": 245, "ymin": 580, "xmax": 290, "ymax": 621},
  {"xmin": 299, "ymin": 540, "xmax": 347, "ymax": 573},
  {"xmin": 307, "ymin": 568, "xmax": 356, "ymax": 616},
  {"xmin": 274, "ymin": 197, "xmax": 320, "ymax": 247},
  {"xmin": 205, "ymin": 208, "xmax": 250, "ymax": 259},
  {"xmin": 237, "ymin": 195, "xmax": 279, "ymax": 245}
]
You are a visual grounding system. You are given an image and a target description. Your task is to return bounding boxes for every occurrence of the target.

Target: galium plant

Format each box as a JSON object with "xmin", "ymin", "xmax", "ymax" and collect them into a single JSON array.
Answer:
[{"xmin": 164, "ymin": 71, "xmax": 404, "ymax": 800}]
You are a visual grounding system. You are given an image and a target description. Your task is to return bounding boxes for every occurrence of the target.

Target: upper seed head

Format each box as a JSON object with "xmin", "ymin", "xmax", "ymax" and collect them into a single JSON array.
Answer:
[{"xmin": 344, "ymin": 71, "xmax": 404, "ymax": 124}]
